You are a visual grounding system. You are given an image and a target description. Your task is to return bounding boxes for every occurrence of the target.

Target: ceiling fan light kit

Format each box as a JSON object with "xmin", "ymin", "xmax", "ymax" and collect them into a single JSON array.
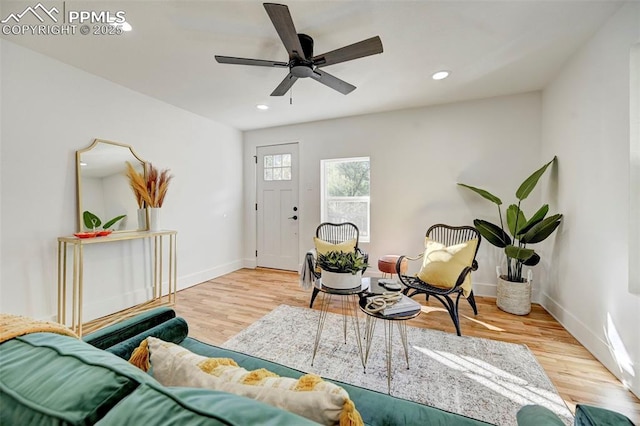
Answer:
[{"xmin": 215, "ymin": 3, "xmax": 383, "ymax": 96}]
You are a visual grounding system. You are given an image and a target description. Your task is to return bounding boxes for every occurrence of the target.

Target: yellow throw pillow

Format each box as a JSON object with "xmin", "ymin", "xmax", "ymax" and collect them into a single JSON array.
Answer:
[
  {"xmin": 313, "ymin": 237, "xmax": 357, "ymax": 256},
  {"xmin": 416, "ymin": 238, "xmax": 478, "ymax": 297},
  {"xmin": 133, "ymin": 337, "xmax": 363, "ymax": 426}
]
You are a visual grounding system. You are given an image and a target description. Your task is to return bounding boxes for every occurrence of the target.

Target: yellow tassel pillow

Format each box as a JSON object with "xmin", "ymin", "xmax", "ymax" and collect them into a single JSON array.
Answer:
[
  {"xmin": 416, "ymin": 238, "xmax": 478, "ymax": 297},
  {"xmin": 133, "ymin": 337, "xmax": 363, "ymax": 426}
]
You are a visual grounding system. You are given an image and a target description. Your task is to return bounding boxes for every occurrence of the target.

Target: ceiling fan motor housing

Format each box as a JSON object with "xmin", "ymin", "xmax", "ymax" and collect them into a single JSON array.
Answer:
[
  {"xmin": 290, "ymin": 33, "xmax": 315, "ymax": 78},
  {"xmin": 297, "ymin": 33, "xmax": 314, "ymax": 59}
]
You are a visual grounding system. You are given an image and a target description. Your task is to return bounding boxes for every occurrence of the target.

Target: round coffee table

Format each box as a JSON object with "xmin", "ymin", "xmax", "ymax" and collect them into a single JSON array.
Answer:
[{"xmin": 358, "ymin": 295, "xmax": 421, "ymax": 394}]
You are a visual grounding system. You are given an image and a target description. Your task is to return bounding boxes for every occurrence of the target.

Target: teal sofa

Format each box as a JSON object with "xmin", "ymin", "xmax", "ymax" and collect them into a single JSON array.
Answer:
[
  {"xmin": 2, "ymin": 307, "xmax": 633, "ymax": 425},
  {"xmin": 1, "ymin": 307, "xmax": 492, "ymax": 426}
]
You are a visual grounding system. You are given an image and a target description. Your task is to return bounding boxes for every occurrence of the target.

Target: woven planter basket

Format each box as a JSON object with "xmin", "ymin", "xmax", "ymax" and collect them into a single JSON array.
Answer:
[{"xmin": 496, "ymin": 275, "xmax": 531, "ymax": 315}]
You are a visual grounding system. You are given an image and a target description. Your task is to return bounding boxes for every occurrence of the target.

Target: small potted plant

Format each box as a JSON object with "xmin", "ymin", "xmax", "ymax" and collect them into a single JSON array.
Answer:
[
  {"xmin": 458, "ymin": 156, "xmax": 563, "ymax": 315},
  {"xmin": 317, "ymin": 250, "xmax": 369, "ymax": 290},
  {"xmin": 83, "ymin": 210, "xmax": 126, "ymax": 235}
]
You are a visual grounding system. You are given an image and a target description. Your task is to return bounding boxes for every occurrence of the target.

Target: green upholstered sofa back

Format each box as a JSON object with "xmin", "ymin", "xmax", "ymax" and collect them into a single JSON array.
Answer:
[{"xmin": 0, "ymin": 331, "xmax": 319, "ymax": 425}]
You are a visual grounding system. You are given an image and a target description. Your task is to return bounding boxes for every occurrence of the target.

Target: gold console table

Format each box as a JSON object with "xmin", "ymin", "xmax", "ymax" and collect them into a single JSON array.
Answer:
[{"xmin": 57, "ymin": 230, "xmax": 177, "ymax": 336}]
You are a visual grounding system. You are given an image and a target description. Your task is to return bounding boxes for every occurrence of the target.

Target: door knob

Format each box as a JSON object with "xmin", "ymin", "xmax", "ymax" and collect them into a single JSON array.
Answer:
[{"xmin": 288, "ymin": 215, "xmax": 298, "ymax": 220}]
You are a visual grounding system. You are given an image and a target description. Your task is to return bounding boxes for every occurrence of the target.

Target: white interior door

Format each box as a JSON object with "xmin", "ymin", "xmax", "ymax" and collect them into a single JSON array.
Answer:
[{"xmin": 256, "ymin": 143, "xmax": 299, "ymax": 271}]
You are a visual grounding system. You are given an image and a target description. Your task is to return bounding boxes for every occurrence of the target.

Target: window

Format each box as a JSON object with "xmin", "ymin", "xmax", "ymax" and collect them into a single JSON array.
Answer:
[
  {"xmin": 264, "ymin": 153, "xmax": 292, "ymax": 181},
  {"xmin": 321, "ymin": 157, "xmax": 370, "ymax": 242}
]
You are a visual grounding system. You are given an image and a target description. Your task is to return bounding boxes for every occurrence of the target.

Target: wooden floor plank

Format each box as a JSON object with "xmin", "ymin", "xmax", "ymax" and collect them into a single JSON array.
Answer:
[{"xmin": 174, "ymin": 268, "xmax": 639, "ymax": 422}]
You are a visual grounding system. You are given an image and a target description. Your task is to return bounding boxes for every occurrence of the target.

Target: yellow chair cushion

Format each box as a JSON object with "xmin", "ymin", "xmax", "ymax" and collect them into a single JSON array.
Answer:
[
  {"xmin": 313, "ymin": 237, "xmax": 357, "ymax": 256},
  {"xmin": 416, "ymin": 238, "xmax": 478, "ymax": 297},
  {"xmin": 137, "ymin": 337, "xmax": 363, "ymax": 426}
]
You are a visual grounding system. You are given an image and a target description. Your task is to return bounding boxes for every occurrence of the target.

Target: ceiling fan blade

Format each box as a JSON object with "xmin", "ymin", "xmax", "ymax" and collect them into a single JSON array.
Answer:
[
  {"xmin": 215, "ymin": 55, "xmax": 288, "ymax": 68},
  {"xmin": 271, "ymin": 73, "xmax": 298, "ymax": 96},
  {"xmin": 263, "ymin": 3, "xmax": 305, "ymax": 59},
  {"xmin": 310, "ymin": 69, "xmax": 356, "ymax": 95},
  {"xmin": 312, "ymin": 36, "xmax": 383, "ymax": 68}
]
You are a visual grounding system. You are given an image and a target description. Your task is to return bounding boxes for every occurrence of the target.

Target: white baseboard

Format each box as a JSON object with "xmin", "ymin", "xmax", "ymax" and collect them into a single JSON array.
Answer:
[
  {"xmin": 540, "ymin": 292, "xmax": 640, "ymax": 398},
  {"xmin": 81, "ymin": 287, "xmax": 152, "ymax": 322},
  {"xmin": 473, "ymin": 282, "xmax": 496, "ymax": 298},
  {"xmin": 243, "ymin": 258, "xmax": 257, "ymax": 269},
  {"xmin": 176, "ymin": 260, "xmax": 243, "ymax": 291},
  {"xmin": 51, "ymin": 261, "xmax": 245, "ymax": 323}
]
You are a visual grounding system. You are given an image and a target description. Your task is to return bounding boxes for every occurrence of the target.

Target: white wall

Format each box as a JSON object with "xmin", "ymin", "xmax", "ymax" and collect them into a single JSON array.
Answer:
[
  {"xmin": 243, "ymin": 92, "xmax": 544, "ymax": 298},
  {"xmin": 0, "ymin": 40, "xmax": 244, "ymax": 321},
  {"xmin": 541, "ymin": 2, "xmax": 640, "ymax": 397}
]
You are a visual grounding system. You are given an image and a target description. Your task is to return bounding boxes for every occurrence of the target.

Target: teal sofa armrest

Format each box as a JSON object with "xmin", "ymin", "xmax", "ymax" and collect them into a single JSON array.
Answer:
[
  {"xmin": 517, "ymin": 405, "xmax": 565, "ymax": 426},
  {"xmin": 575, "ymin": 404, "xmax": 635, "ymax": 426},
  {"xmin": 105, "ymin": 316, "xmax": 188, "ymax": 360},
  {"xmin": 83, "ymin": 307, "xmax": 176, "ymax": 349},
  {"xmin": 517, "ymin": 404, "xmax": 636, "ymax": 426}
]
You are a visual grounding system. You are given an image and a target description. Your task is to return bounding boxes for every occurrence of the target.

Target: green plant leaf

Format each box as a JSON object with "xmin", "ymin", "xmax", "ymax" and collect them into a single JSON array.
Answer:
[
  {"xmin": 520, "ymin": 214, "xmax": 563, "ymax": 244},
  {"xmin": 515, "ymin": 156, "xmax": 557, "ymax": 201},
  {"xmin": 457, "ymin": 183, "xmax": 502, "ymax": 205},
  {"xmin": 473, "ymin": 219, "xmax": 511, "ymax": 248},
  {"xmin": 506, "ymin": 204, "xmax": 526, "ymax": 238},
  {"xmin": 317, "ymin": 250, "xmax": 368, "ymax": 274},
  {"xmin": 82, "ymin": 211, "xmax": 101, "ymax": 230},
  {"xmin": 523, "ymin": 252, "xmax": 540, "ymax": 266},
  {"xmin": 505, "ymin": 245, "xmax": 535, "ymax": 261},
  {"xmin": 103, "ymin": 215, "xmax": 126, "ymax": 230},
  {"xmin": 518, "ymin": 204, "xmax": 549, "ymax": 235}
]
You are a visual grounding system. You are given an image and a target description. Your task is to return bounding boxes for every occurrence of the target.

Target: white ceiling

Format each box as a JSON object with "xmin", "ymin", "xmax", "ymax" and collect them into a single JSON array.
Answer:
[{"xmin": 1, "ymin": 0, "xmax": 624, "ymax": 130}]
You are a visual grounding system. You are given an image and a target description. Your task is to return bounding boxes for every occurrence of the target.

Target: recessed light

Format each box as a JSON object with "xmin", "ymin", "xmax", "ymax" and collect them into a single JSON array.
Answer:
[
  {"xmin": 80, "ymin": 162, "xmax": 87, "ymax": 166},
  {"xmin": 256, "ymin": 104, "xmax": 269, "ymax": 110},
  {"xmin": 432, "ymin": 70, "xmax": 450, "ymax": 80}
]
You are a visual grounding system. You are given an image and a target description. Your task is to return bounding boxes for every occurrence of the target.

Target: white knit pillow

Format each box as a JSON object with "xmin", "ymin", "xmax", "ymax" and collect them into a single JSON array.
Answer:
[{"xmin": 145, "ymin": 337, "xmax": 361, "ymax": 426}]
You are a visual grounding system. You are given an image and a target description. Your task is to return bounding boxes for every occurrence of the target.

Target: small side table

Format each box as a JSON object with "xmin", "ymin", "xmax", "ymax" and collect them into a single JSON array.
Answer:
[
  {"xmin": 311, "ymin": 278, "xmax": 369, "ymax": 368},
  {"xmin": 359, "ymin": 296, "xmax": 420, "ymax": 394}
]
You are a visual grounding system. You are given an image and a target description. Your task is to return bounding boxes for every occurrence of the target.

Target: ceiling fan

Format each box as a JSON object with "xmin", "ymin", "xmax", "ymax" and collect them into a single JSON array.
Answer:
[{"xmin": 214, "ymin": 3, "xmax": 383, "ymax": 96}]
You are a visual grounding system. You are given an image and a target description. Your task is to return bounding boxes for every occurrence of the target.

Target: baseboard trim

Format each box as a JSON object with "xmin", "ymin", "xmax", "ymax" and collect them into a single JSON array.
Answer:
[
  {"xmin": 243, "ymin": 258, "xmax": 257, "ymax": 269},
  {"xmin": 69, "ymin": 260, "xmax": 244, "ymax": 322},
  {"xmin": 473, "ymin": 282, "xmax": 496, "ymax": 298},
  {"xmin": 177, "ymin": 260, "xmax": 243, "ymax": 291},
  {"xmin": 540, "ymin": 292, "xmax": 639, "ymax": 398}
]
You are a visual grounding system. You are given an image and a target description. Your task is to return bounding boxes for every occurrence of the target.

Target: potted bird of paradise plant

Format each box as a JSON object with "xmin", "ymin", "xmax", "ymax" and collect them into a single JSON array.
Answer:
[{"xmin": 458, "ymin": 156, "xmax": 563, "ymax": 315}]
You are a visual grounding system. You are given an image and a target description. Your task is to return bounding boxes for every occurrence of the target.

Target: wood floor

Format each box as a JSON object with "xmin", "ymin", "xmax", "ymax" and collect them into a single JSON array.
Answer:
[{"xmin": 174, "ymin": 268, "xmax": 640, "ymax": 423}]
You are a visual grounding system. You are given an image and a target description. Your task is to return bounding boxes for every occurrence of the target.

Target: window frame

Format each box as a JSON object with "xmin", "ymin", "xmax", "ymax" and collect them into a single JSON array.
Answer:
[{"xmin": 320, "ymin": 156, "xmax": 371, "ymax": 243}]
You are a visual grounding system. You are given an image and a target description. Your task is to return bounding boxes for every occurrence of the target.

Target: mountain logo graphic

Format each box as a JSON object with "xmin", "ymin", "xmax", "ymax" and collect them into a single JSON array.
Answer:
[{"xmin": 1, "ymin": 3, "xmax": 60, "ymax": 24}]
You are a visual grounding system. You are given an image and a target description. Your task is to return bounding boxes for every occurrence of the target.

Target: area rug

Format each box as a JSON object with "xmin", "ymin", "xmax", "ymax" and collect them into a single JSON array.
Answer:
[{"xmin": 222, "ymin": 304, "xmax": 573, "ymax": 426}]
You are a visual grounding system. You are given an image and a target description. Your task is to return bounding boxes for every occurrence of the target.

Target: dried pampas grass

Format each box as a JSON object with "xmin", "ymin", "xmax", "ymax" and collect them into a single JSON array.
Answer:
[{"xmin": 126, "ymin": 162, "xmax": 173, "ymax": 208}]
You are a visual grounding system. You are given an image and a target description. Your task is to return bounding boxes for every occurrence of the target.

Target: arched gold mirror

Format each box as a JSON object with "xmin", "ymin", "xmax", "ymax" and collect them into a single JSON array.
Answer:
[{"xmin": 76, "ymin": 139, "xmax": 147, "ymax": 233}]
